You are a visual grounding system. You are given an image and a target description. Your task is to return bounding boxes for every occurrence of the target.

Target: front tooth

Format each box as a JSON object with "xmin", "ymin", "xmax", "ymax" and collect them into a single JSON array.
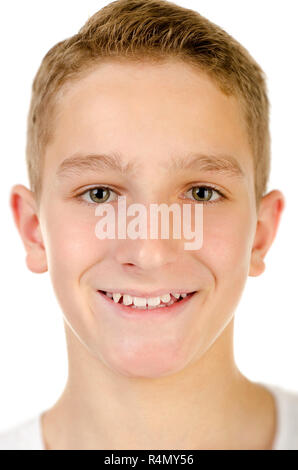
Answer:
[
  {"xmin": 160, "ymin": 293, "xmax": 171, "ymax": 303},
  {"xmin": 147, "ymin": 297, "xmax": 161, "ymax": 307},
  {"xmin": 112, "ymin": 293, "xmax": 121, "ymax": 303},
  {"xmin": 123, "ymin": 294, "xmax": 133, "ymax": 305},
  {"xmin": 172, "ymin": 293, "xmax": 181, "ymax": 299},
  {"xmin": 133, "ymin": 296, "xmax": 147, "ymax": 307}
]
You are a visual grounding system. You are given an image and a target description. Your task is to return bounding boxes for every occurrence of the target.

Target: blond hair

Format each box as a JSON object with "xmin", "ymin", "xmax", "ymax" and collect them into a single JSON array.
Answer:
[{"xmin": 26, "ymin": 0, "xmax": 270, "ymax": 211}]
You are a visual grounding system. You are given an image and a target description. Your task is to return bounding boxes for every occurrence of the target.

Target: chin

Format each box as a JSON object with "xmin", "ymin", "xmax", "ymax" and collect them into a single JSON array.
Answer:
[{"xmin": 99, "ymin": 339, "xmax": 192, "ymax": 379}]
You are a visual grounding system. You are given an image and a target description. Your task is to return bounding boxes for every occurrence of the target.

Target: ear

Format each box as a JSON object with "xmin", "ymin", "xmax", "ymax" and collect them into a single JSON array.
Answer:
[
  {"xmin": 10, "ymin": 184, "xmax": 48, "ymax": 273},
  {"xmin": 249, "ymin": 189, "xmax": 285, "ymax": 277}
]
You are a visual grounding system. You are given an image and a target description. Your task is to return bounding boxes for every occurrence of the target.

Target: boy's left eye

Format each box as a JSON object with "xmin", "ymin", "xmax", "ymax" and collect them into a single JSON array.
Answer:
[{"xmin": 184, "ymin": 185, "xmax": 224, "ymax": 204}]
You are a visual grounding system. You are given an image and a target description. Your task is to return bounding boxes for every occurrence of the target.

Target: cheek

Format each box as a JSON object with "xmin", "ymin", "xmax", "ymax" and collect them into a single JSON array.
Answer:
[
  {"xmin": 184, "ymin": 206, "xmax": 256, "ymax": 360},
  {"xmin": 41, "ymin": 205, "xmax": 111, "ymax": 283},
  {"xmin": 200, "ymin": 206, "xmax": 255, "ymax": 282},
  {"xmin": 40, "ymin": 205, "xmax": 116, "ymax": 337}
]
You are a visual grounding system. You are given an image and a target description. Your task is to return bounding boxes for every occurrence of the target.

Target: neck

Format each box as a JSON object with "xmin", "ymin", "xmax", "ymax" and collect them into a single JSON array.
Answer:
[{"xmin": 41, "ymin": 319, "xmax": 274, "ymax": 449}]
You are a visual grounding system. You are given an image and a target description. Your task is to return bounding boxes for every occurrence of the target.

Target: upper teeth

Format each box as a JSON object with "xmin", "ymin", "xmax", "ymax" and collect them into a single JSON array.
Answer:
[{"xmin": 105, "ymin": 292, "xmax": 188, "ymax": 307}]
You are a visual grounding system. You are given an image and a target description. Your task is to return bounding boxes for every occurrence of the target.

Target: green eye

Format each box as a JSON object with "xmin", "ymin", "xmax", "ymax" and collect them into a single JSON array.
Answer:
[
  {"xmin": 77, "ymin": 186, "xmax": 118, "ymax": 205},
  {"xmin": 185, "ymin": 185, "xmax": 223, "ymax": 204},
  {"xmin": 192, "ymin": 186, "xmax": 213, "ymax": 201},
  {"xmin": 88, "ymin": 187, "xmax": 111, "ymax": 203}
]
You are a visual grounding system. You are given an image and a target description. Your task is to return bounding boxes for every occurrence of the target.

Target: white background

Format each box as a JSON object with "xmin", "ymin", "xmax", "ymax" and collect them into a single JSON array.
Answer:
[{"xmin": 0, "ymin": 0, "xmax": 297, "ymax": 431}]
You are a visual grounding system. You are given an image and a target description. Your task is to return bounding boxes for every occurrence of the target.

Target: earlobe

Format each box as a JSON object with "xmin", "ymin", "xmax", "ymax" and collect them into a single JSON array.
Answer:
[
  {"xmin": 10, "ymin": 184, "xmax": 48, "ymax": 274},
  {"xmin": 249, "ymin": 190, "xmax": 285, "ymax": 277},
  {"xmin": 25, "ymin": 249, "xmax": 48, "ymax": 274},
  {"xmin": 249, "ymin": 252, "xmax": 265, "ymax": 277}
]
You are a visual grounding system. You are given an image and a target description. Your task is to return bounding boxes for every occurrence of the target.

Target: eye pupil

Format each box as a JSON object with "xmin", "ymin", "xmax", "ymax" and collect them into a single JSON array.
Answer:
[
  {"xmin": 192, "ymin": 187, "xmax": 212, "ymax": 201},
  {"xmin": 90, "ymin": 188, "xmax": 110, "ymax": 203}
]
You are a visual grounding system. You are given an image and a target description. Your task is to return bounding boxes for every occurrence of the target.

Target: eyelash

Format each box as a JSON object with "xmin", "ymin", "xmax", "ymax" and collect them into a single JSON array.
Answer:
[
  {"xmin": 75, "ymin": 184, "xmax": 226, "ymax": 206},
  {"xmin": 183, "ymin": 185, "xmax": 225, "ymax": 205}
]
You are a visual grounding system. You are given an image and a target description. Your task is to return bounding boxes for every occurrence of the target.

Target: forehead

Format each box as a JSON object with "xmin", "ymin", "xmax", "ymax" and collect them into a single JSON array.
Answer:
[{"xmin": 44, "ymin": 58, "xmax": 254, "ymax": 181}]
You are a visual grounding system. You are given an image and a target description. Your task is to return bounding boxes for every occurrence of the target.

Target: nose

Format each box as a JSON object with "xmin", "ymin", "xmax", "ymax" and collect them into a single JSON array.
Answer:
[{"xmin": 113, "ymin": 237, "xmax": 180, "ymax": 272}]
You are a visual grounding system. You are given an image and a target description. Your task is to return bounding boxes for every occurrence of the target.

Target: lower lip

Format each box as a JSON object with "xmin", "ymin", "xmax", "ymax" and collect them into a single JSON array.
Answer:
[{"xmin": 96, "ymin": 290, "xmax": 198, "ymax": 319}]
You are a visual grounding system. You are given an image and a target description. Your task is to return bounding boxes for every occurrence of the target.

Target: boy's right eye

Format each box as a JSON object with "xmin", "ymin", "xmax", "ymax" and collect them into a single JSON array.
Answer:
[{"xmin": 76, "ymin": 186, "xmax": 119, "ymax": 205}]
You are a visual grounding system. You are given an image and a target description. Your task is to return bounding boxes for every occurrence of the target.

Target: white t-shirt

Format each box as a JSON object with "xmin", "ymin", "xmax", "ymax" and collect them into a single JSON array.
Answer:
[{"xmin": 1, "ymin": 382, "xmax": 298, "ymax": 450}]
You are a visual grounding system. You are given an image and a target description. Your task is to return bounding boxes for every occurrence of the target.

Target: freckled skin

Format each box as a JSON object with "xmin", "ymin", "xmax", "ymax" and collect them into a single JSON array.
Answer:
[{"xmin": 10, "ymin": 59, "xmax": 285, "ymax": 449}]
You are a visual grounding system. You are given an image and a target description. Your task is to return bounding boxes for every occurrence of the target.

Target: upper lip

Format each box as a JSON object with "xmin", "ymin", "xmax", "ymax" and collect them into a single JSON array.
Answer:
[{"xmin": 98, "ymin": 289, "xmax": 197, "ymax": 297}]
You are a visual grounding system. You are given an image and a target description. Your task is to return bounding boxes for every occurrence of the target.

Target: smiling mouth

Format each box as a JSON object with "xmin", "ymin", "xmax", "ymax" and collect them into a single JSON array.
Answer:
[{"xmin": 97, "ymin": 290, "xmax": 197, "ymax": 311}]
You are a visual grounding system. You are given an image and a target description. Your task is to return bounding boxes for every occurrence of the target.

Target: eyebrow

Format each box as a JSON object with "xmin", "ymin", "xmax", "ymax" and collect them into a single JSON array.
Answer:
[{"xmin": 56, "ymin": 151, "xmax": 245, "ymax": 179}]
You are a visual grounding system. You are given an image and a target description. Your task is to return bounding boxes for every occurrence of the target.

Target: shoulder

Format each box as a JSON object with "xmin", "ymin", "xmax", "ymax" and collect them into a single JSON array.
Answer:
[
  {"xmin": 263, "ymin": 382, "xmax": 298, "ymax": 450},
  {"xmin": 0, "ymin": 414, "xmax": 45, "ymax": 450}
]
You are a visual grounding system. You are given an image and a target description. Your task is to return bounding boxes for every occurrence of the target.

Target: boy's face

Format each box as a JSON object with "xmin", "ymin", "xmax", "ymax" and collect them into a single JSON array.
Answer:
[{"xmin": 13, "ymin": 59, "xmax": 283, "ymax": 378}]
